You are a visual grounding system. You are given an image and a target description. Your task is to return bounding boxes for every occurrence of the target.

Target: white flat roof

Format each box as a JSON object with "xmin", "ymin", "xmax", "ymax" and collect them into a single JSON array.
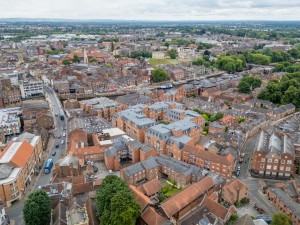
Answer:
[
  {"xmin": 0, "ymin": 142, "xmax": 22, "ymax": 164},
  {"xmin": 30, "ymin": 136, "xmax": 40, "ymax": 147},
  {"xmin": 100, "ymin": 140, "xmax": 113, "ymax": 146},
  {"xmin": 102, "ymin": 128, "xmax": 125, "ymax": 137}
]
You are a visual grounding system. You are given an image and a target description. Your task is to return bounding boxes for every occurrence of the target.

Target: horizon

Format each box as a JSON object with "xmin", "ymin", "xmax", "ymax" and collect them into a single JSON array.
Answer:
[{"xmin": 1, "ymin": 0, "xmax": 300, "ymax": 21}]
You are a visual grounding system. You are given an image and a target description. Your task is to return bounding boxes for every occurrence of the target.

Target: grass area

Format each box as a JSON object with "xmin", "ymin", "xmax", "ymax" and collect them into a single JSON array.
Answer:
[
  {"xmin": 147, "ymin": 58, "xmax": 179, "ymax": 66},
  {"xmin": 158, "ymin": 182, "xmax": 181, "ymax": 202}
]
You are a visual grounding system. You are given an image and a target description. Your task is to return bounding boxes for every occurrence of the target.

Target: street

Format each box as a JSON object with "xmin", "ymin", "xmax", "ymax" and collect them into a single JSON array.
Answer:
[{"xmin": 7, "ymin": 85, "xmax": 67, "ymax": 225}]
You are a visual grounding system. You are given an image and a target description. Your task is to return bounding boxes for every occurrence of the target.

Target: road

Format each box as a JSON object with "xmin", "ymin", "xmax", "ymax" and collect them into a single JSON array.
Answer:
[
  {"xmin": 239, "ymin": 132, "xmax": 276, "ymax": 216},
  {"xmin": 7, "ymin": 85, "xmax": 67, "ymax": 225}
]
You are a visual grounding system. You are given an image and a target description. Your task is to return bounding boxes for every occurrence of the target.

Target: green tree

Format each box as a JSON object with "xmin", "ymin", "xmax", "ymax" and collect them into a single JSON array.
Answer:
[
  {"xmin": 23, "ymin": 190, "xmax": 51, "ymax": 225},
  {"xmin": 238, "ymin": 81, "xmax": 251, "ymax": 94},
  {"xmin": 72, "ymin": 54, "xmax": 80, "ymax": 63},
  {"xmin": 95, "ymin": 175, "xmax": 140, "ymax": 225},
  {"xmin": 151, "ymin": 68, "xmax": 170, "ymax": 82},
  {"xmin": 271, "ymin": 212, "xmax": 292, "ymax": 225},
  {"xmin": 62, "ymin": 59, "xmax": 71, "ymax": 65},
  {"xmin": 168, "ymin": 49, "xmax": 176, "ymax": 59}
]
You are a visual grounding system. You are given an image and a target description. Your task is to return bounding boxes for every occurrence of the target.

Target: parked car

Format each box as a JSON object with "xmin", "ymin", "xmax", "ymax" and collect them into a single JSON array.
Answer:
[
  {"xmin": 236, "ymin": 170, "xmax": 240, "ymax": 177},
  {"xmin": 93, "ymin": 166, "xmax": 98, "ymax": 173},
  {"xmin": 61, "ymin": 140, "xmax": 64, "ymax": 145},
  {"xmin": 55, "ymin": 144, "xmax": 59, "ymax": 148},
  {"xmin": 62, "ymin": 133, "xmax": 66, "ymax": 137},
  {"xmin": 108, "ymin": 170, "xmax": 113, "ymax": 174},
  {"xmin": 52, "ymin": 151, "xmax": 56, "ymax": 156}
]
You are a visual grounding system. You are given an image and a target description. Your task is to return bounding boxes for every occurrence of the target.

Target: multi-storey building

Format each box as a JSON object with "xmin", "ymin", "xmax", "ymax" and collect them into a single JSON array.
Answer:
[
  {"xmin": 145, "ymin": 119, "xmax": 201, "ymax": 155},
  {"xmin": 251, "ymin": 131, "xmax": 295, "ymax": 179},
  {"xmin": 19, "ymin": 79, "xmax": 44, "ymax": 99},
  {"xmin": 0, "ymin": 141, "xmax": 36, "ymax": 206},
  {"xmin": 121, "ymin": 154, "xmax": 205, "ymax": 187},
  {"xmin": 181, "ymin": 145, "xmax": 235, "ymax": 178},
  {"xmin": 0, "ymin": 107, "xmax": 21, "ymax": 136},
  {"xmin": 22, "ymin": 100, "xmax": 52, "ymax": 132},
  {"xmin": 267, "ymin": 188, "xmax": 300, "ymax": 225},
  {"xmin": 79, "ymin": 97, "xmax": 123, "ymax": 120},
  {"xmin": 113, "ymin": 105, "xmax": 156, "ymax": 143}
]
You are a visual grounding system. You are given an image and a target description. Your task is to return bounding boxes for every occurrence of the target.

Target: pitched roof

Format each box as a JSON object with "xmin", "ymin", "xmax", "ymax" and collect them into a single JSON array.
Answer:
[
  {"xmin": 182, "ymin": 145, "xmax": 235, "ymax": 166},
  {"xmin": 129, "ymin": 185, "xmax": 152, "ymax": 212},
  {"xmin": 233, "ymin": 214, "xmax": 255, "ymax": 225},
  {"xmin": 202, "ymin": 196, "xmax": 232, "ymax": 222},
  {"xmin": 0, "ymin": 141, "xmax": 34, "ymax": 168},
  {"xmin": 161, "ymin": 177, "xmax": 215, "ymax": 218},
  {"xmin": 141, "ymin": 207, "xmax": 168, "ymax": 225},
  {"xmin": 139, "ymin": 178, "xmax": 162, "ymax": 196}
]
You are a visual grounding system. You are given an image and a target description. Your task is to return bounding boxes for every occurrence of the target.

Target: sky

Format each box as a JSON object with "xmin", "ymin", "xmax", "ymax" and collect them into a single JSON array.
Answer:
[{"xmin": 0, "ymin": 0, "xmax": 300, "ymax": 21}]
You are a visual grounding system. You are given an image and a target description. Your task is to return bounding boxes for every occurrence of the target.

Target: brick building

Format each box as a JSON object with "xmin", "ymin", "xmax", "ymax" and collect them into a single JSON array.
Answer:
[
  {"xmin": 251, "ymin": 131, "xmax": 295, "ymax": 179},
  {"xmin": 181, "ymin": 145, "xmax": 235, "ymax": 178}
]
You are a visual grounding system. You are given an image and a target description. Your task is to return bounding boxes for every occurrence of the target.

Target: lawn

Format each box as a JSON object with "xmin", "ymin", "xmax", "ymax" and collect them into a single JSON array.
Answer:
[
  {"xmin": 147, "ymin": 58, "xmax": 179, "ymax": 66},
  {"xmin": 159, "ymin": 182, "xmax": 181, "ymax": 202}
]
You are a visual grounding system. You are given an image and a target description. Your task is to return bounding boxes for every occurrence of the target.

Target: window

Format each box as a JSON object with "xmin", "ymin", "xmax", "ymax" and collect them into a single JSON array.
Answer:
[
  {"xmin": 261, "ymin": 158, "xmax": 265, "ymax": 162},
  {"xmin": 280, "ymin": 166, "xmax": 284, "ymax": 171},
  {"xmin": 266, "ymin": 165, "xmax": 271, "ymax": 169},
  {"xmin": 281, "ymin": 160, "xmax": 285, "ymax": 164},
  {"xmin": 260, "ymin": 164, "xmax": 265, "ymax": 169},
  {"xmin": 267, "ymin": 159, "xmax": 272, "ymax": 163},
  {"xmin": 287, "ymin": 160, "xmax": 292, "ymax": 164},
  {"xmin": 274, "ymin": 159, "xmax": 279, "ymax": 163},
  {"xmin": 286, "ymin": 167, "xmax": 291, "ymax": 171},
  {"xmin": 273, "ymin": 166, "xmax": 277, "ymax": 170}
]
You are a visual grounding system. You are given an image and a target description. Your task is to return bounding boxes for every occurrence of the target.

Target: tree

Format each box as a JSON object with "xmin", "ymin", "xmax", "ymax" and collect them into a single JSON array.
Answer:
[
  {"xmin": 72, "ymin": 54, "xmax": 80, "ymax": 63},
  {"xmin": 23, "ymin": 190, "xmax": 51, "ymax": 225},
  {"xmin": 168, "ymin": 49, "xmax": 176, "ymax": 59},
  {"xmin": 271, "ymin": 212, "xmax": 292, "ymax": 225},
  {"xmin": 62, "ymin": 59, "xmax": 71, "ymax": 65},
  {"xmin": 151, "ymin": 68, "xmax": 170, "ymax": 83},
  {"xmin": 238, "ymin": 81, "xmax": 251, "ymax": 94},
  {"xmin": 95, "ymin": 175, "xmax": 140, "ymax": 225}
]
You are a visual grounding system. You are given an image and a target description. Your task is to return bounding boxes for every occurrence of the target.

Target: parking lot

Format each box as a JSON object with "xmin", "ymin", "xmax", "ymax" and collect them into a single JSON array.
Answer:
[{"xmin": 87, "ymin": 161, "xmax": 120, "ymax": 180}]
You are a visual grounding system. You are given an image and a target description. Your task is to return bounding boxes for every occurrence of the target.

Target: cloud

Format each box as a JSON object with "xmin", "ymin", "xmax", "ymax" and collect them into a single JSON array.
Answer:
[{"xmin": 0, "ymin": 0, "xmax": 299, "ymax": 20}]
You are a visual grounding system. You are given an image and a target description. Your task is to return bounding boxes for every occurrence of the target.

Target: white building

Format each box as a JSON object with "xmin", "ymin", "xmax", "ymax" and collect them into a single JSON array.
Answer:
[
  {"xmin": 20, "ymin": 79, "xmax": 44, "ymax": 99},
  {"xmin": 0, "ymin": 107, "xmax": 21, "ymax": 136}
]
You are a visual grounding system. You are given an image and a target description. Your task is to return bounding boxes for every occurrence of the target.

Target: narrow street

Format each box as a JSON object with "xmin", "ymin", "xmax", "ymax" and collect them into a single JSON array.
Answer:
[{"xmin": 7, "ymin": 86, "xmax": 67, "ymax": 225}]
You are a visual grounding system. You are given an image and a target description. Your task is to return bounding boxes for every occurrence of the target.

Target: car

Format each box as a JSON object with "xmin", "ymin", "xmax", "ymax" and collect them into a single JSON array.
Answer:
[
  {"xmin": 64, "ymin": 127, "xmax": 66, "ymax": 130},
  {"xmin": 108, "ymin": 170, "xmax": 113, "ymax": 174},
  {"xmin": 61, "ymin": 127, "xmax": 64, "ymax": 131},
  {"xmin": 55, "ymin": 113, "xmax": 58, "ymax": 117},
  {"xmin": 62, "ymin": 133, "xmax": 66, "ymax": 137},
  {"xmin": 236, "ymin": 170, "xmax": 240, "ymax": 177},
  {"xmin": 55, "ymin": 144, "xmax": 59, "ymax": 148},
  {"xmin": 237, "ymin": 165, "xmax": 241, "ymax": 171},
  {"xmin": 93, "ymin": 166, "xmax": 98, "ymax": 173},
  {"xmin": 61, "ymin": 140, "xmax": 64, "ymax": 145},
  {"xmin": 52, "ymin": 151, "xmax": 56, "ymax": 156}
]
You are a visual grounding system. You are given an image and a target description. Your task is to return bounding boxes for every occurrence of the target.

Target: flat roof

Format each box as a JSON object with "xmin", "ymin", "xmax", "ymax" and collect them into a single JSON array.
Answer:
[{"xmin": 0, "ymin": 142, "xmax": 22, "ymax": 164}]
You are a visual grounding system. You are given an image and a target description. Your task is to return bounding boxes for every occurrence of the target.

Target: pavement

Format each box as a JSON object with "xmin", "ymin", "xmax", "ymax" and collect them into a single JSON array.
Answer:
[{"xmin": 7, "ymin": 85, "xmax": 68, "ymax": 225}]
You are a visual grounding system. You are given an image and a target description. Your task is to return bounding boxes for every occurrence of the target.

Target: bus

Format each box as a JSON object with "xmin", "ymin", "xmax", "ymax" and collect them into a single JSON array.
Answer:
[{"xmin": 44, "ymin": 159, "xmax": 53, "ymax": 174}]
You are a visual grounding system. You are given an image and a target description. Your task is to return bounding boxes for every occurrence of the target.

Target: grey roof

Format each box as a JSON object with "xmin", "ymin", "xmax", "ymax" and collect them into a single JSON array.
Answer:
[
  {"xmin": 166, "ymin": 118, "xmax": 199, "ymax": 132},
  {"xmin": 123, "ymin": 162, "xmax": 144, "ymax": 176},
  {"xmin": 140, "ymin": 145, "xmax": 154, "ymax": 153},
  {"xmin": 116, "ymin": 93, "xmax": 154, "ymax": 106},
  {"xmin": 15, "ymin": 132, "xmax": 35, "ymax": 142},
  {"xmin": 146, "ymin": 124, "xmax": 172, "ymax": 140},
  {"xmin": 0, "ymin": 163, "xmax": 14, "ymax": 179},
  {"xmin": 119, "ymin": 109, "xmax": 155, "ymax": 128},
  {"xmin": 209, "ymin": 122, "xmax": 226, "ymax": 130},
  {"xmin": 141, "ymin": 157, "xmax": 159, "ymax": 170},
  {"xmin": 127, "ymin": 140, "xmax": 143, "ymax": 149},
  {"xmin": 271, "ymin": 188, "xmax": 300, "ymax": 218},
  {"xmin": 167, "ymin": 135, "xmax": 192, "ymax": 149}
]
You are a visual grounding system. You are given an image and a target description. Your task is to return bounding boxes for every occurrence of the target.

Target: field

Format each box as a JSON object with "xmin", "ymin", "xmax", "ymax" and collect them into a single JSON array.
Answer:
[{"xmin": 147, "ymin": 58, "xmax": 179, "ymax": 66}]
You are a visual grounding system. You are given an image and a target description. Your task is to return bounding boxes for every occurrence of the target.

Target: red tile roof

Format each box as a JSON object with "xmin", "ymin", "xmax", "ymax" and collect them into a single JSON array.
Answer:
[
  {"xmin": 141, "ymin": 207, "xmax": 168, "ymax": 225},
  {"xmin": 129, "ymin": 185, "xmax": 152, "ymax": 212},
  {"xmin": 139, "ymin": 178, "xmax": 162, "ymax": 196},
  {"xmin": 161, "ymin": 177, "xmax": 215, "ymax": 218}
]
